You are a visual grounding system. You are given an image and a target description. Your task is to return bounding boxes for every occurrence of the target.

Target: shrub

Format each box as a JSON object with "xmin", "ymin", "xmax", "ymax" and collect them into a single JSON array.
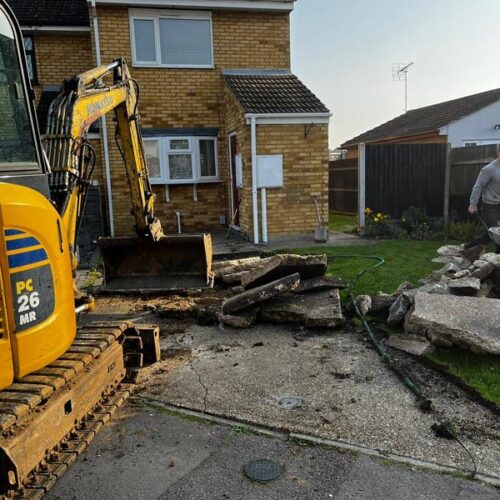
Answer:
[
  {"xmin": 400, "ymin": 207, "xmax": 429, "ymax": 233},
  {"xmin": 445, "ymin": 221, "xmax": 482, "ymax": 241}
]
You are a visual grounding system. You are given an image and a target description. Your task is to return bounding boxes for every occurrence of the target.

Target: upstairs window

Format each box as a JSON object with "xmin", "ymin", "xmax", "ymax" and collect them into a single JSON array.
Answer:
[
  {"xmin": 144, "ymin": 136, "xmax": 218, "ymax": 184},
  {"xmin": 130, "ymin": 10, "xmax": 213, "ymax": 68},
  {"xmin": 23, "ymin": 35, "xmax": 37, "ymax": 84}
]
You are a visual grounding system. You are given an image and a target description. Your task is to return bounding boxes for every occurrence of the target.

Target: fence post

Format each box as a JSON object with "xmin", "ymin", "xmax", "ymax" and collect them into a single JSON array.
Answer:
[
  {"xmin": 358, "ymin": 143, "xmax": 366, "ymax": 235},
  {"xmin": 443, "ymin": 143, "xmax": 451, "ymax": 224}
]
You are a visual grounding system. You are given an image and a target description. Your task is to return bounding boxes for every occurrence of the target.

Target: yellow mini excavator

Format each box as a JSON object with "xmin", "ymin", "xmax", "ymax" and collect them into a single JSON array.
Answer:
[{"xmin": 0, "ymin": 0, "xmax": 212, "ymax": 496}]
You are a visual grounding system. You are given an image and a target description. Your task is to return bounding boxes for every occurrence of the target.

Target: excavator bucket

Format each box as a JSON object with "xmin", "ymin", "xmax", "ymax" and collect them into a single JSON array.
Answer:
[{"xmin": 99, "ymin": 234, "xmax": 213, "ymax": 293}]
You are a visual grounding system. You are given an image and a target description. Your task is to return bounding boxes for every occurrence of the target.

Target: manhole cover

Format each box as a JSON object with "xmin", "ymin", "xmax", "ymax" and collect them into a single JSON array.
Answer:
[
  {"xmin": 278, "ymin": 396, "xmax": 302, "ymax": 409},
  {"xmin": 244, "ymin": 459, "xmax": 283, "ymax": 482}
]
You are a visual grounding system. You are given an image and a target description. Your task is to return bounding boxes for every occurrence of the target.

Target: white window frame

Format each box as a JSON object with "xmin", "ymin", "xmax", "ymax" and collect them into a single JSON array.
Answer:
[
  {"xmin": 129, "ymin": 9, "xmax": 214, "ymax": 69},
  {"xmin": 145, "ymin": 136, "xmax": 219, "ymax": 185}
]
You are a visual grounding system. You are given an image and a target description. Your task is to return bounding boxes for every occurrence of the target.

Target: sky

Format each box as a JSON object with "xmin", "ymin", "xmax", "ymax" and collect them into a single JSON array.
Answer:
[{"xmin": 290, "ymin": 0, "xmax": 500, "ymax": 149}]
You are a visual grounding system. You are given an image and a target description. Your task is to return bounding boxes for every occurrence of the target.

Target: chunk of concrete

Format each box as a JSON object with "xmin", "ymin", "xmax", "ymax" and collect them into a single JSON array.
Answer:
[
  {"xmin": 387, "ymin": 294, "xmax": 411, "ymax": 324},
  {"xmin": 481, "ymin": 253, "xmax": 500, "ymax": 268},
  {"xmin": 437, "ymin": 244, "xmax": 464, "ymax": 256},
  {"xmin": 221, "ymin": 273, "xmax": 300, "ymax": 314},
  {"xmin": 451, "ymin": 269, "xmax": 471, "ymax": 280},
  {"xmin": 241, "ymin": 254, "xmax": 327, "ymax": 289},
  {"xmin": 212, "ymin": 256, "xmax": 261, "ymax": 272},
  {"xmin": 216, "ymin": 309, "xmax": 259, "ymax": 329},
  {"xmin": 392, "ymin": 281, "xmax": 415, "ymax": 296},
  {"xmin": 370, "ymin": 292, "xmax": 396, "ymax": 313},
  {"xmin": 470, "ymin": 260, "xmax": 495, "ymax": 281},
  {"xmin": 260, "ymin": 289, "xmax": 345, "ymax": 329},
  {"xmin": 355, "ymin": 295, "xmax": 372, "ymax": 316},
  {"xmin": 387, "ymin": 334, "xmax": 434, "ymax": 356},
  {"xmin": 293, "ymin": 276, "xmax": 347, "ymax": 294},
  {"xmin": 405, "ymin": 292, "xmax": 500, "ymax": 355},
  {"xmin": 448, "ymin": 277, "xmax": 481, "ymax": 296},
  {"xmin": 432, "ymin": 255, "xmax": 470, "ymax": 269}
]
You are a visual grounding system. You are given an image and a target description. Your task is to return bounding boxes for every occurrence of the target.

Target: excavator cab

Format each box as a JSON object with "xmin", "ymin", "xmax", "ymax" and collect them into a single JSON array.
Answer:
[{"xmin": 0, "ymin": 1, "xmax": 76, "ymax": 391}]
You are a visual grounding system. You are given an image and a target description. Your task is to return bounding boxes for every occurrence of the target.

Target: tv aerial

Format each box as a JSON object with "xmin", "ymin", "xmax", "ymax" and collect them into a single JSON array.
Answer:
[{"xmin": 392, "ymin": 62, "xmax": 414, "ymax": 112}]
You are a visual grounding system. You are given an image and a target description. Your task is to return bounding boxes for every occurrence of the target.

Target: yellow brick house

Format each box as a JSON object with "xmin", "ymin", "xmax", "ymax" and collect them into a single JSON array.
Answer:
[{"xmin": 9, "ymin": 0, "xmax": 331, "ymax": 245}]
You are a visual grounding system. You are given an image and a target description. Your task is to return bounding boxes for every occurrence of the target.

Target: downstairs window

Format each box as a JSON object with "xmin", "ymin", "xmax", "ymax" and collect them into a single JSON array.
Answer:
[{"xmin": 144, "ymin": 136, "xmax": 218, "ymax": 184}]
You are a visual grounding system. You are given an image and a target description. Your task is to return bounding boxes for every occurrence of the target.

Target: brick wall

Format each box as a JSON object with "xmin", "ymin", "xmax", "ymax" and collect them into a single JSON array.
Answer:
[
  {"xmin": 95, "ymin": 5, "xmax": 291, "ymax": 235},
  {"xmin": 224, "ymin": 89, "xmax": 329, "ymax": 238}
]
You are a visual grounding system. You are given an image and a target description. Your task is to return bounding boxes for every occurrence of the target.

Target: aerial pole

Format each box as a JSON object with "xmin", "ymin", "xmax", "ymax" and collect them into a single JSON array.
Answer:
[{"xmin": 392, "ymin": 62, "xmax": 414, "ymax": 112}]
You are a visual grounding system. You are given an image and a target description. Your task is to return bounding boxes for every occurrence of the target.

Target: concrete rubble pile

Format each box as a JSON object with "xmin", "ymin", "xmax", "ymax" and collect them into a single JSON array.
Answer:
[
  {"xmin": 212, "ymin": 254, "xmax": 347, "ymax": 330},
  {"xmin": 361, "ymin": 244, "xmax": 500, "ymax": 356}
]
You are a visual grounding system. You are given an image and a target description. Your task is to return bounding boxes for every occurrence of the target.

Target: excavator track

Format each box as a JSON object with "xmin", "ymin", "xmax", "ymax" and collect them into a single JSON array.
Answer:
[{"xmin": 0, "ymin": 321, "xmax": 155, "ymax": 498}]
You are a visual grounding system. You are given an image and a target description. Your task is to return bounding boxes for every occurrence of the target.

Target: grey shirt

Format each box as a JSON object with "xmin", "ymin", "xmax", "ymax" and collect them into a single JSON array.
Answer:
[{"xmin": 470, "ymin": 158, "xmax": 500, "ymax": 207}]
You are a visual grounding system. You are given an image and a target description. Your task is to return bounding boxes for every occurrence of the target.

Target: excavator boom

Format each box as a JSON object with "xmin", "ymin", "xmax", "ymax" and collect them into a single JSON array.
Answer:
[{"xmin": 43, "ymin": 58, "xmax": 213, "ymax": 291}]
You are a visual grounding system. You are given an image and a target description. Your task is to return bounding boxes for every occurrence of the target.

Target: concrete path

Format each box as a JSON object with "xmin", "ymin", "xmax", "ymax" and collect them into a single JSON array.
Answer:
[{"xmin": 48, "ymin": 406, "xmax": 500, "ymax": 500}]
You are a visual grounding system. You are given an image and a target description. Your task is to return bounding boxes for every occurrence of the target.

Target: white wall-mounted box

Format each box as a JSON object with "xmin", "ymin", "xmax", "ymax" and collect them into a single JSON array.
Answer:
[
  {"xmin": 235, "ymin": 154, "xmax": 243, "ymax": 188},
  {"xmin": 256, "ymin": 155, "xmax": 283, "ymax": 188}
]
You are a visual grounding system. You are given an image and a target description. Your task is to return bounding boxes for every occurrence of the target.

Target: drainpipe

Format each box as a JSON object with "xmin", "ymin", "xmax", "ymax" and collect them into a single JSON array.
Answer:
[
  {"xmin": 90, "ymin": 0, "xmax": 115, "ymax": 236},
  {"xmin": 251, "ymin": 116, "xmax": 259, "ymax": 244},
  {"xmin": 261, "ymin": 187, "xmax": 268, "ymax": 244}
]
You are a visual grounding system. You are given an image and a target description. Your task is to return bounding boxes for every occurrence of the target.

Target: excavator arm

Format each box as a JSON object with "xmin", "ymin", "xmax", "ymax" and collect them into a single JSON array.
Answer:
[
  {"xmin": 44, "ymin": 59, "xmax": 162, "ymax": 270},
  {"xmin": 43, "ymin": 58, "xmax": 212, "ymax": 293}
]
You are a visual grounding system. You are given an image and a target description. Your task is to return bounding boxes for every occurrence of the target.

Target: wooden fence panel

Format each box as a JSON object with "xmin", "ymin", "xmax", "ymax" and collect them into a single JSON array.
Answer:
[
  {"xmin": 328, "ymin": 159, "xmax": 358, "ymax": 213},
  {"xmin": 364, "ymin": 143, "xmax": 447, "ymax": 219},
  {"xmin": 449, "ymin": 145, "xmax": 497, "ymax": 220}
]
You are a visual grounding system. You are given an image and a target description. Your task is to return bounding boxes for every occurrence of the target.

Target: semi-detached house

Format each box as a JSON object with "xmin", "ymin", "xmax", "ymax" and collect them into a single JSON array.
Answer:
[{"xmin": 8, "ymin": 0, "xmax": 331, "ymax": 245}]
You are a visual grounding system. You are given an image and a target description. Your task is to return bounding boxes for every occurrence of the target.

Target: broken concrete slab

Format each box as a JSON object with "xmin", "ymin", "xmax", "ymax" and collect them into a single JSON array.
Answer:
[
  {"xmin": 216, "ymin": 309, "xmax": 259, "ymax": 329},
  {"xmin": 448, "ymin": 277, "xmax": 481, "ymax": 296},
  {"xmin": 221, "ymin": 273, "xmax": 300, "ymax": 314},
  {"xmin": 241, "ymin": 254, "xmax": 327, "ymax": 289},
  {"xmin": 481, "ymin": 253, "xmax": 500, "ymax": 268},
  {"xmin": 432, "ymin": 255, "xmax": 470, "ymax": 269},
  {"xmin": 369, "ymin": 292, "xmax": 396, "ymax": 313},
  {"xmin": 470, "ymin": 260, "xmax": 495, "ymax": 281},
  {"xmin": 405, "ymin": 292, "xmax": 500, "ymax": 355},
  {"xmin": 259, "ymin": 289, "xmax": 344, "ymax": 328},
  {"xmin": 387, "ymin": 295, "xmax": 411, "ymax": 325},
  {"xmin": 212, "ymin": 257, "xmax": 261, "ymax": 272},
  {"xmin": 436, "ymin": 244, "xmax": 464, "ymax": 256},
  {"xmin": 392, "ymin": 281, "xmax": 415, "ymax": 296},
  {"xmin": 293, "ymin": 276, "xmax": 347, "ymax": 294},
  {"xmin": 387, "ymin": 334, "xmax": 434, "ymax": 356},
  {"xmin": 451, "ymin": 269, "xmax": 471, "ymax": 280}
]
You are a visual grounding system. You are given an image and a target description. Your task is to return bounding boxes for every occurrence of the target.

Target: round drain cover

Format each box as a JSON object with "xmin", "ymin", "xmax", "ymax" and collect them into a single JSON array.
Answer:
[
  {"xmin": 244, "ymin": 459, "xmax": 283, "ymax": 482},
  {"xmin": 278, "ymin": 396, "xmax": 302, "ymax": 409}
]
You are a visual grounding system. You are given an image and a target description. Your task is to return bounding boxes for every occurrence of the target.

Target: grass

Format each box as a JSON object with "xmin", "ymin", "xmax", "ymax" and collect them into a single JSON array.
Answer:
[
  {"xmin": 428, "ymin": 347, "xmax": 500, "ymax": 406},
  {"xmin": 329, "ymin": 212, "xmax": 358, "ymax": 233},
  {"xmin": 290, "ymin": 240, "xmax": 450, "ymax": 296}
]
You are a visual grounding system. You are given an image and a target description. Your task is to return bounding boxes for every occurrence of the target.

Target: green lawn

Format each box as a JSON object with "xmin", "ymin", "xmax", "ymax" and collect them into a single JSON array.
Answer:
[
  {"xmin": 289, "ymin": 239, "xmax": 500, "ymax": 407},
  {"xmin": 291, "ymin": 240, "xmax": 448, "ymax": 296},
  {"xmin": 429, "ymin": 347, "xmax": 500, "ymax": 406},
  {"xmin": 329, "ymin": 212, "xmax": 358, "ymax": 233}
]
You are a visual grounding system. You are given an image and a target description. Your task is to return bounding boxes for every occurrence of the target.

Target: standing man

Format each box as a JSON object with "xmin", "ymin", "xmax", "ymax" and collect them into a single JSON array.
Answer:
[{"xmin": 465, "ymin": 143, "xmax": 500, "ymax": 253}]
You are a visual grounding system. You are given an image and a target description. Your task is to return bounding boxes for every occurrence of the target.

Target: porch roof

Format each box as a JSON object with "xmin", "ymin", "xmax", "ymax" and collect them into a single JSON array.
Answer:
[{"xmin": 223, "ymin": 70, "xmax": 330, "ymax": 115}]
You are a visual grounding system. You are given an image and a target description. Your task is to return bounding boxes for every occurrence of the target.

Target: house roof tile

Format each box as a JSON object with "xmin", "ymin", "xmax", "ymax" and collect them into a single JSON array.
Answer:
[
  {"xmin": 224, "ymin": 71, "xmax": 330, "ymax": 115},
  {"xmin": 342, "ymin": 87, "xmax": 500, "ymax": 147},
  {"xmin": 6, "ymin": 0, "xmax": 89, "ymax": 27}
]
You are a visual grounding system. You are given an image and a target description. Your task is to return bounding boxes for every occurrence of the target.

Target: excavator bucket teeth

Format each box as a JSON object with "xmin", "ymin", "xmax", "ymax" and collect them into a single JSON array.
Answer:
[{"xmin": 99, "ymin": 234, "xmax": 213, "ymax": 293}]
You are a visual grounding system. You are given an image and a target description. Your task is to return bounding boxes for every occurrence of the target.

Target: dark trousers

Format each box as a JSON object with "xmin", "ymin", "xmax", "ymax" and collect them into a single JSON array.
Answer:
[{"xmin": 465, "ymin": 203, "xmax": 500, "ymax": 253}]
